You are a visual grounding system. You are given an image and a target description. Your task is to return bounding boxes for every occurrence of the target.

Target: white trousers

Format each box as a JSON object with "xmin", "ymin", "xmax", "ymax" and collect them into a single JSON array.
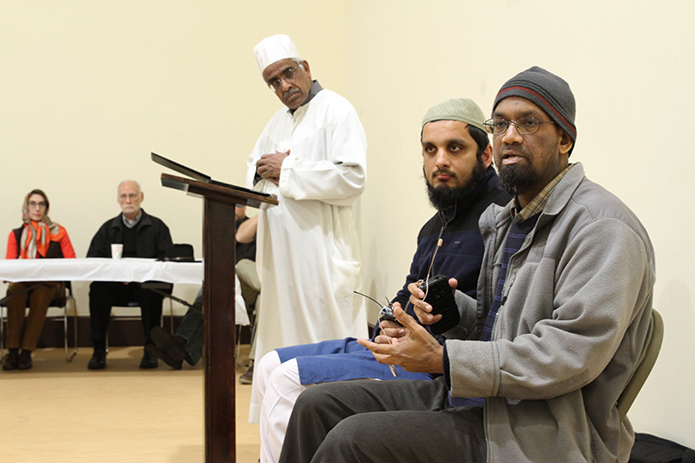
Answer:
[{"xmin": 256, "ymin": 350, "xmax": 309, "ymax": 463}]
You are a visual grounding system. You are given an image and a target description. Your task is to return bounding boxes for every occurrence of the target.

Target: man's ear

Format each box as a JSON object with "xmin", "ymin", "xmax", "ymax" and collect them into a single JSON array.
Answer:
[
  {"xmin": 301, "ymin": 60, "xmax": 311, "ymax": 78},
  {"xmin": 559, "ymin": 130, "xmax": 573, "ymax": 155},
  {"xmin": 481, "ymin": 144, "xmax": 493, "ymax": 168}
]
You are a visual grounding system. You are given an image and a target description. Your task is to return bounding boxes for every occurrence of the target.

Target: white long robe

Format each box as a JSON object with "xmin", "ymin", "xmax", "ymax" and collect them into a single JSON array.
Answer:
[{"xmin": 246, "ymin": 89, "xmax": 368, "ymax": 422}]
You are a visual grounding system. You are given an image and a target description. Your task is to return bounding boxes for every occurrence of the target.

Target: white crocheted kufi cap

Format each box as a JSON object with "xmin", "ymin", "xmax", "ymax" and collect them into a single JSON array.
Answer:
[{"xmin": 254, "ymin": 34, "xmax": 301, "ymax": 74}]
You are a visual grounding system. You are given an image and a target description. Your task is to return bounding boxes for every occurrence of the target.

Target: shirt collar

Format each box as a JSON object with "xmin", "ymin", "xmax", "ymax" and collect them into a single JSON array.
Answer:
[
  {"xmin": 511, "ymin": 164, "xmax": 574, "ymax": 222},
  {"xmin": 122, "ymin": 209, "xmax": 143, "ymax": 228},
  {"xmin": 289, "ymin": 80, "xmax": 323, "ymax": 114}
]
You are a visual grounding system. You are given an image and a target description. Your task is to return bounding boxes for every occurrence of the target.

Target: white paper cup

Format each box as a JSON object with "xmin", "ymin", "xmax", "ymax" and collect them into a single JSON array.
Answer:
[{"xmin": 111, "ymin": 243, "xmax": 123, "ymax": 259}]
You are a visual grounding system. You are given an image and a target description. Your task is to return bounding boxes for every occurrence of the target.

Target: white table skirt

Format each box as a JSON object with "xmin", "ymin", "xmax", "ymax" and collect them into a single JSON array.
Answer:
[
  {"xmin": 0, "ymin": 258, "xmax": 249, "ymax": 325},
  {"xmin": 0, "ymin": 257, "xmax": 202, "ymax": 284}
]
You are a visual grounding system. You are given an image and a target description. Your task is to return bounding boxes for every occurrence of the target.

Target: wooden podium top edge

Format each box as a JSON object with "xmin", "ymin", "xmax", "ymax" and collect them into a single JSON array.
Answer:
[{"xmin": 160, "ymin": 172, "xmax": 279, "ymax": 208}]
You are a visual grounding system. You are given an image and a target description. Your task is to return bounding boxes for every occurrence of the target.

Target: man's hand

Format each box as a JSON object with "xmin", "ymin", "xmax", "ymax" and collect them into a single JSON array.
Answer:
[
  {"xmin": 374, "ymin": 302, "xmax": 407, "ymax": 344},
  {"xmin": 256, "ymin": 150, "xmax": 290, "ymax": 185},
  {"xmin": 409, "ymin": 278, "xmax": 458, "ymax": 325},
  {"xmin": 357, "ymin": 305, "xmax": 444, "ymax": 374}
]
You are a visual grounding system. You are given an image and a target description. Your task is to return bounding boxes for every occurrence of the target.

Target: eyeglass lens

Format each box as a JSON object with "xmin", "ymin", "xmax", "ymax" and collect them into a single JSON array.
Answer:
[
  {"xmin": 268, "ymin": 66, "xmax": 297, "ymax": 91},
  {"xmin": 485, "ymin": 117, "xmax": 548, "ymax": 135}
]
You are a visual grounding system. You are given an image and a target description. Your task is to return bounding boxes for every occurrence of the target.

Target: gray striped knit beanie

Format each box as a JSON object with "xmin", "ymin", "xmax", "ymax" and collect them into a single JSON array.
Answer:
[{"xmin": 493, "ymin": 66, "xmax": 576, "ymax": 153}]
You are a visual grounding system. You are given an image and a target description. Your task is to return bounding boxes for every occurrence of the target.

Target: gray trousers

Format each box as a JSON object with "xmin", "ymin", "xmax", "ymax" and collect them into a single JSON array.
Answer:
[{"xmin": 279, "ymin": 376, "xmax": 486, "ymax": 463}]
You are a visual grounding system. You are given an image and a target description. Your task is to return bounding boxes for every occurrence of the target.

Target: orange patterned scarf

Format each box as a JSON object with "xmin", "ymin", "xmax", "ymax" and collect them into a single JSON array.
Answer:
[
  {"xmin": 19, "ymin": 221, "xmax": 66, "ymax": 259},
  {"xmin": 19, "ymin": 194, "xmax": 65, "ymax": 259}
]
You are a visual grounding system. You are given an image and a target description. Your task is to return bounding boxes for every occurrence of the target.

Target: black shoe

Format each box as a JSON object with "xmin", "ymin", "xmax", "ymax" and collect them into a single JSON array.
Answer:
[
  {"xmin": 88, "ymin": 350, "xmax": 107, "ymax": 370},
  {"xmin": 239, "ymin": 364, "xmax": 254, "ymax": 384},
  {"xmin": 2, "ymin": 349, "xmax": 19, "ymax": 371},
  {"xmin": 145, "ymin": 343, "xmax": 182, "ymax": 370},
  {"xmin": 151, "ymin": 326, "xmax": 189, "ymax": 364},
  {"xmin": 139, "ymin": 349, "xmax": 159, "ymax": 369},
  {"xmin": 17, "ymin": 350, "xmax": 32, "ymax": 370}
]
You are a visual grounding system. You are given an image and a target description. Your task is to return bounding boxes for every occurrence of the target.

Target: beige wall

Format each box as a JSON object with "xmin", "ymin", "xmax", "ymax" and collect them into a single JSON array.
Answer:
[
  {"xmin": 2, "ymin": 0, "xmax": 693, "ymax": 449},
  {"xmin": 1, "ymin": 0, "xmax": 347, "ymax": 308}
]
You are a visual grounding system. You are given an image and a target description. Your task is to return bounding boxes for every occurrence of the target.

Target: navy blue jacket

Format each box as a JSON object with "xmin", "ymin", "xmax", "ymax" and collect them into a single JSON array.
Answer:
[{"xmin": 393, "ymin": 166, "xmax": 510, "ymax": 311}]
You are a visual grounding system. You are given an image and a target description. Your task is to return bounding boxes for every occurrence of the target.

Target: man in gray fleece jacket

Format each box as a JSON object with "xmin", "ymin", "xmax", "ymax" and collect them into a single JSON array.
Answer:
[{"xmin": 278, "ymin": 67, "xmax": 656, "ymax": 463}]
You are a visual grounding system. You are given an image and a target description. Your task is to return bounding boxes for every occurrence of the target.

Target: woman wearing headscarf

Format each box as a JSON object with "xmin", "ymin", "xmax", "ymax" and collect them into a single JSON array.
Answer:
[{"xmin": 3, "ymin": 189, "xmax": 76, "ymax": 370}]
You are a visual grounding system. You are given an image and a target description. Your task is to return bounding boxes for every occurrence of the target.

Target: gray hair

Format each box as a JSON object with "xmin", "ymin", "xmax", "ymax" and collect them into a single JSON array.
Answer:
[{"xmin": 292, "ymin": 58, "xmax": 306, "ymax": 71}]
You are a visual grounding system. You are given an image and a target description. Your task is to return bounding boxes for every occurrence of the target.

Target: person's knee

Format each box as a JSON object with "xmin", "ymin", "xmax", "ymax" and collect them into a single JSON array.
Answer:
[
  {"xmin": 266, "ymin": 359, "xmax": 302, "ymax": 404},
  {"xmin": 28, "ymin": 285, "xmax": 54, "ymax": 307},
  {"xmin": 257, "ymin": 350, "xmax": 282, "ymax": 392},
  {"xmin": 7, "ymin": 282, "xmax": 26, "ymax": 296},
  {"xmin": 6, "ymin": 283, "xmax": 28, "ymax": 306},
  {"xmin": 270, "ymin": 358, "xmax": 299, "ymax": 383},
  {"xmin": 329, "ymin": 414, "xmax": 369, "ymax": 440},
  {"xmin": 89, "ymin": 282, "xmax": 112, "ymax": 304},
  {"xmin": 293, "ymin": 382, "xmax": 343, "ymax": 416},
  {"xmin": 89, "ymin": 281, "xmax": 107, "ymax": 292},
  {"xmin": 294, "ymin": 383, "xmax": 324, "ymax": 409},
  {"xmin": 316, "ymin": 415, "xmax": 386, "ymax": 461}
]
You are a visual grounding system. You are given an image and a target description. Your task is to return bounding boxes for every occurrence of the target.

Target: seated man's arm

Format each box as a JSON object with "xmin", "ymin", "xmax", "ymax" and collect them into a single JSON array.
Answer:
[
  {"xmin": 236, "ymin": 215, "xmax": 257, "ymax": 243},
  {"xmin": 154, "ymin": 222, "xmax": 174, "ymax": 259},
  {"xmin": 447, "ymin": 219, "xmax": 653, "ymax": 401},
  {"xmin": 86, "ymin": 223, "xmax": 110, "ymax": 258}
]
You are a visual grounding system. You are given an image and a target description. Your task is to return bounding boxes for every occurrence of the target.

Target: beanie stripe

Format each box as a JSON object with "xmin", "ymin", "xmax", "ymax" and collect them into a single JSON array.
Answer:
[{"xmin": 496, "ymin": 86, "xmax": 576, "ymax": 137}]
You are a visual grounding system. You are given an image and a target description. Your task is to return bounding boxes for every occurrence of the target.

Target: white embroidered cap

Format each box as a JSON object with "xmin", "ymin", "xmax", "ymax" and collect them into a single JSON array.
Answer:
[{"xmin": 254, "ymin": 34, "xmax": 301, "ymax": 74}]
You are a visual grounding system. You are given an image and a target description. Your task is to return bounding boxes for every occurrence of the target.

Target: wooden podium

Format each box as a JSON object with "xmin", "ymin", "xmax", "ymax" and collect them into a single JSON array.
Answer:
[{"xmin": 160, "ymin": 173, "xmax": 278, "ymax": 463}]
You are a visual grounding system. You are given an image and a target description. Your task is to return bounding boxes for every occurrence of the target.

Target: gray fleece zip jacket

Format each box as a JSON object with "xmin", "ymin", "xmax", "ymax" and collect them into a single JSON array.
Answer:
[{"xmin": 446, "ymin": 163, "xmax": 655, "ymax": 463}]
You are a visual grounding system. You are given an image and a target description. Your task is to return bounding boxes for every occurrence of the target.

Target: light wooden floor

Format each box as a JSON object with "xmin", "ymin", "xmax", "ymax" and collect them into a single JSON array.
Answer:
[{"xmin": 0, "ymin": 346, "xmax": 260, "ymax": 463}]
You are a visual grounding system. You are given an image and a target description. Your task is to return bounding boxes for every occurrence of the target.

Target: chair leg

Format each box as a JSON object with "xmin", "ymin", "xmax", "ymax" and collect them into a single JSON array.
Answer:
[
  {"xmin": 169, "ymin": 298, "xmax": 175, "ymax": 334},
  {"xmin": 0, "ymin": 304, "xmax": 5, "ymax": 361},
  {"xmin": 64, "ymin": 296, "xmax": 77, "ymax": 362}
]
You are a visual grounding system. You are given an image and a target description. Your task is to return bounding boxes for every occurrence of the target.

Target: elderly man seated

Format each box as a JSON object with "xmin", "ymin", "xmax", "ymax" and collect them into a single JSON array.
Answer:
[{"xmin": 86, "ymin": 180, "xmax": 173, "ymax": 370}]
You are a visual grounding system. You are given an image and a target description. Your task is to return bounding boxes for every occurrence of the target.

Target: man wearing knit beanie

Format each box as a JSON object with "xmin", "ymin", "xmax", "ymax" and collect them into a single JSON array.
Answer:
[
  {"xmin": 493, "ymin": 66, "xmax": 577, "ymax": 151},
  {"xmin": 255, "ymin": 97, "xmax": 509, "ymax": 463},
  {"xmin": 281, "ymin": 68, "xmax": 655, "ymax": 463},
  {"xmin": 487, "ymin": 66, "xmax": 576, "ymax": 203}
]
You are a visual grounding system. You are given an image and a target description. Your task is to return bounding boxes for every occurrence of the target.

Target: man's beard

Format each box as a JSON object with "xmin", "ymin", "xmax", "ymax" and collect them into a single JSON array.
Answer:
[
  {"xmin": 425, "ymin": 160, "xmax": 487, "ymax": 210},
  {"xmin": 497, "ymin": 163, "xmax": 537, "ymax": 197}
]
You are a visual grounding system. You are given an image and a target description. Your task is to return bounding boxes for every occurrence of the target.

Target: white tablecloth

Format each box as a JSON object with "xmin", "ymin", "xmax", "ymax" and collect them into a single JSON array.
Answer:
[
  {"xmin": 0, "ymin": 258, "xmax": 202, "ymax": 284},
  {"xmin": 0, "ymin": 258, "xmax": 249, "ymax": 325}
]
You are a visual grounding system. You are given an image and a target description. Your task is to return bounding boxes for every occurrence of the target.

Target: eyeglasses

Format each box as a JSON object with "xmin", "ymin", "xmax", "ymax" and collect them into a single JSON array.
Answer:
[
  {"xmin": 28, "ymin": 201, "xmax": 46, "ymax": 208},
  {"xmin": 266, "ymin": 65, "xmax": 298, "ymax": 91},
  {"xmin": 484, "ymin": 117, "xmax": 554, "ymax": 135}
]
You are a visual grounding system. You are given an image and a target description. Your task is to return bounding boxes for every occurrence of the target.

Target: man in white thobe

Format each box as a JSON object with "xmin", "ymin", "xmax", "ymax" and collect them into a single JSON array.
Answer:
[{"xmin": 246, "ymin": 34, "xmax": 368, "ymax": 422}]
